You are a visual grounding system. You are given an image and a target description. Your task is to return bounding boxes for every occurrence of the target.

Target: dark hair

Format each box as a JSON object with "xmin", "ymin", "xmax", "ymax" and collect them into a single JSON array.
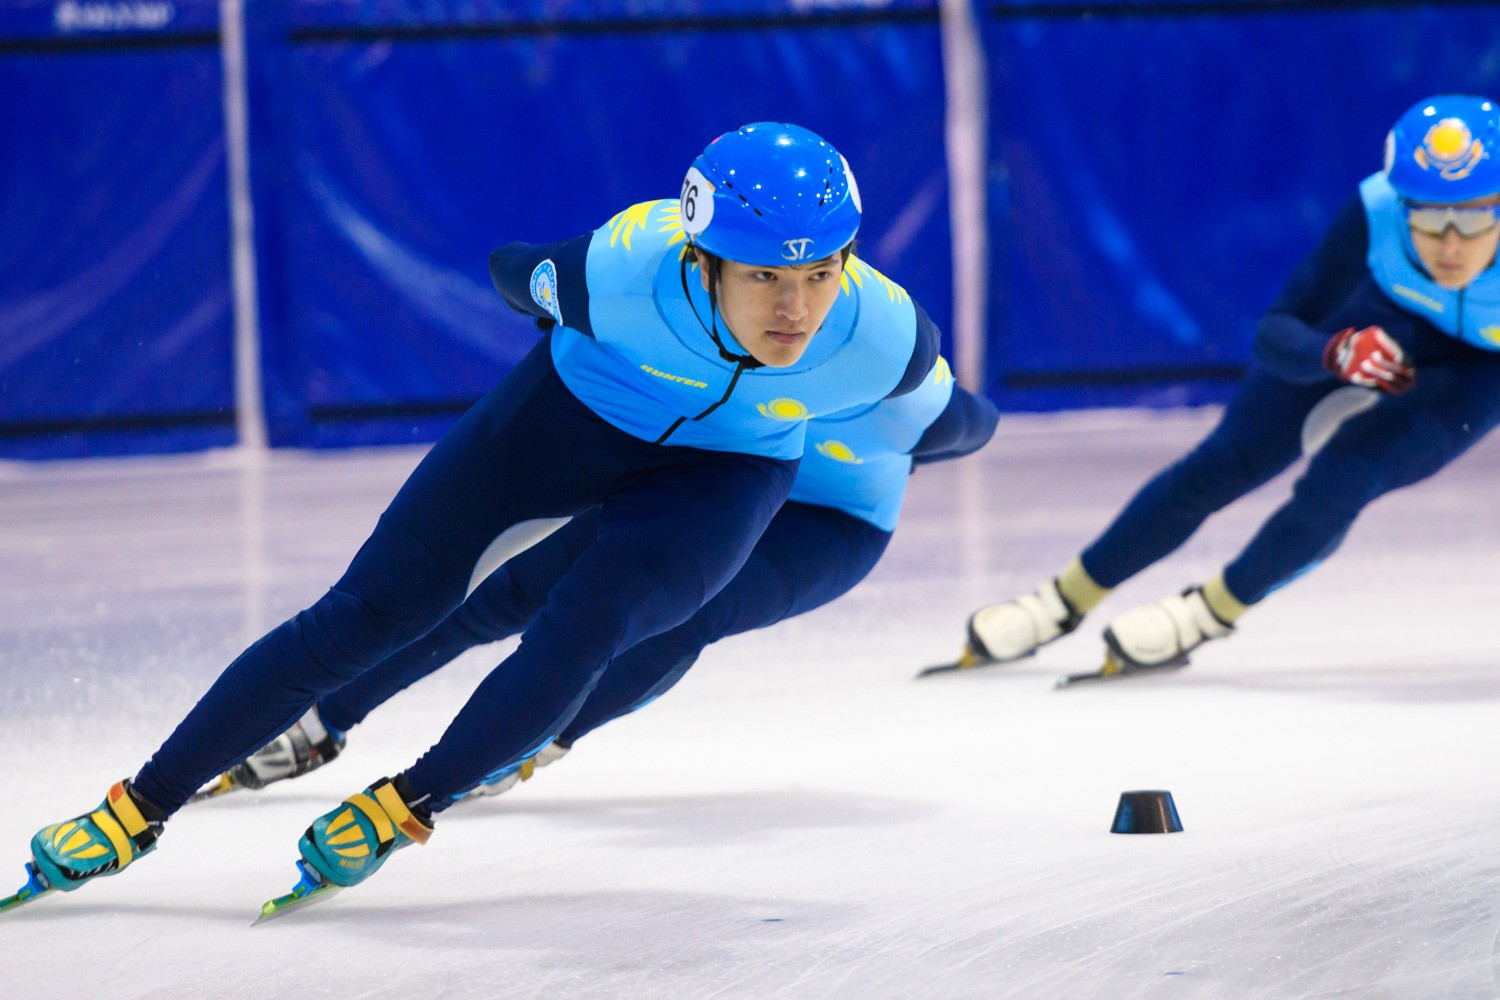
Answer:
[{"xmin": 690, "ymin": 241, "xmax": 857, "ymax": 285}]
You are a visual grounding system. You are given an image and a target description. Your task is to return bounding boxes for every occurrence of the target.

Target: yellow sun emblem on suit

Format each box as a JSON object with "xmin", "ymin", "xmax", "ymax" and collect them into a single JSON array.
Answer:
[
  {"xmin": 1482, "ymin": 325, "xmax": 1500, "ymax": 347},
  {"xmin": 656, "ymin": 202, "xmax": 688, "ymax": 247},
  {"xmin": 814, "ymin": 439, "xmax": 863, "ymax": 464},
  {"xmin": 607, "ymin": 200, "xmax": 690, "ymax": 252},
  {"xmin": 932, "ymin": 355, "xmax": 953, "ymax": 386},
  {"xmin": 757, "ymin": 398, "xmax": 810, "ymax": 421},
  {"xmin": 839, "ymin": 257, "xmax": 910, "ymax": 303}
]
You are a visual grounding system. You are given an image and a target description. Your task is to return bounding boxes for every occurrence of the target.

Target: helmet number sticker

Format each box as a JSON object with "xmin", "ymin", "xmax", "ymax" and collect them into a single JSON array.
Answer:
[{"xmin": 680, "ymin": 166, "xmax": 713, "ymax": 236}]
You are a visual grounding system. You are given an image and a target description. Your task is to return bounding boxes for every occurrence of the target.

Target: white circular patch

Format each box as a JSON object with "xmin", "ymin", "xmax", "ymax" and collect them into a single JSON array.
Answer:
[
  {"xmin": 1302, "ymin": 385, "xmax": 1379, "ymax": 457},
  {"xmin": 529, "ymin": 259, "xmax": 562, "ymax": 326},
  {"xmin": 680, "ymin": 166, "xmax": 714, "ymax": 236},
  {"xmin": 840, "ymin": 154, "xmax": 862, "ymax": 214}
]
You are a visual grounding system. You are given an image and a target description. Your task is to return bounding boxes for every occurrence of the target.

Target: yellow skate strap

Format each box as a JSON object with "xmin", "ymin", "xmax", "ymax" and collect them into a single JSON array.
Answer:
[
  {"xmin": 345, "ymin": 785, "xmax": 432, "ymax": 847},
  {"xmin": 89, "ymin": 808, "xmax": 133, "ymax": 865},
  {"xmin": 372, "ymin": 783, "xmax": 432, "ymax": 845},
  {"xmin": 344, "ymin": 793, "xmax": 395, "ymax": 847},
  {"xmin": 107, "ymin": 782, "xmax": 151, "ymax": 837}
]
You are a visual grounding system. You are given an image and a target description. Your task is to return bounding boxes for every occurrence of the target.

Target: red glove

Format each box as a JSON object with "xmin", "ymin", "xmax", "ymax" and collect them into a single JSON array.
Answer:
[{"xmin": 1322, "ymin": 326, "xmax": 1414, "ymax": 395}]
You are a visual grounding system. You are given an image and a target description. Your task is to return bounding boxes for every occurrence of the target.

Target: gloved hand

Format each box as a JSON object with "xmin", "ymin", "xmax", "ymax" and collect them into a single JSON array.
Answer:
[{"xmin": 1322, "ymin": 325, "xmax": 1414, "ymax": 395}]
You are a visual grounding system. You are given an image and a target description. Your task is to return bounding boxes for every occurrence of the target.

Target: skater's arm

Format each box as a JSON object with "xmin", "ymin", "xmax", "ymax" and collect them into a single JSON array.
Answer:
[
  {"xmin": 885, "ymin": 302, "xmax": 943, "ymax": 399},
  {"xmin": 1252, "ymin": 195, "xmax": 1370, "ymax": 383},
  {"xmin": 911, "ymin": 385, "xmax": 1000, "ymax": 466},
  {"xmin": 488, "ymin": 234, "xmax": 594, "ymax": 336}
]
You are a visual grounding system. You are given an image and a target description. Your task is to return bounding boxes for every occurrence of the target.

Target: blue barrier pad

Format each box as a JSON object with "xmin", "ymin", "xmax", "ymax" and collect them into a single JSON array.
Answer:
[
  {"xmin": 251, "ymin": 19, "xmax": 952, "ymax": 446},
  {"xmin": 278, "ymin": 0, "xmax": 939, "ymax": 31},
  {"xmin": 982, "ymin": 4, "xmax": 1500, "ymax": 410},
  {"xmin": 0, "ymin": 45, "xmax": 235, "ymax": 459}
]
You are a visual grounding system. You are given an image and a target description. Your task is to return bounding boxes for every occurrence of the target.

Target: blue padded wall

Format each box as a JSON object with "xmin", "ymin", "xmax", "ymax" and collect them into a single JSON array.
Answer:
[
  {"xmin": 247, "ymin": 1, "xmax": 952, "ymax": 448},
  {"xmin": 0, "ymin": 4, "xmax": 235, "ymax": 459},
  {"xmin": 6, "ymin": 1, "xmax": 1500, "ymax": 457},
  {"xmin": 982, "ymin": 1, "xmax": 1500, "ymax": 411}
]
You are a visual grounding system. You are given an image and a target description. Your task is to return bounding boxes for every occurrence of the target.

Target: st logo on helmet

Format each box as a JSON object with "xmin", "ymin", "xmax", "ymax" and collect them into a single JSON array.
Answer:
[{"xmin": 781, "ymin": 238, "xmax": 816, "ymax": 261}]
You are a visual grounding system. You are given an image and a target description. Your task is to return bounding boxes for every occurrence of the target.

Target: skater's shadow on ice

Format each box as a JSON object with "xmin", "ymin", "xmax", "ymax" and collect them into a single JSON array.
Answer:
[
  {"xmin": 1185, "ymin": 657, "xmax": 1500, "ymax": 703},
  {"xmin": 187, "ymin": 788, "xmax": 936, "ymax": 846},
  {"xmin": 456, "ymin": 788, "xmax": 938, "ymax": 844},
  {"xmin": 2, "ymin": 901, "xmax": 253, "ymax": 924},
  {"xmin": 272, "ymin": 888, "xmax": 854, "ymax": 957}
]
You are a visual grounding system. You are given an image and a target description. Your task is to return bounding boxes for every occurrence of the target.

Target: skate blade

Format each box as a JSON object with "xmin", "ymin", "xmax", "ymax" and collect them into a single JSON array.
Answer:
[
  {"xmin": 254, "ymin": 860, "xmax": 342, "ymax": 924},
  {"xmin": 186, "ymin": 772, "xmax": 243, "ymax": 805},
  {"xmin": 1054, "ymin": 650, "xmax": 1188, "ymax": 689},
  {"xmin": 915, "ymin": 645, "xmax": 1015, "ymax": 679},
  {"xmin": 0, "ymin": 862, "xmax": 55, "ymax": 915}
]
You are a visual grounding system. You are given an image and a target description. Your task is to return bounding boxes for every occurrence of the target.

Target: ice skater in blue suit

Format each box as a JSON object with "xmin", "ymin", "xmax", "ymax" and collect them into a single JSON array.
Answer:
[
  {"xmin": 21, "ymin": 123, "xmax": 943, "ymax": 904},
  {"xmin": 198, "ymin": 357, "xmax": 999, "ymax": 803},
  {"xmin": 960, "ymin": 94, "xmax": 1500, "ymax": 677}
]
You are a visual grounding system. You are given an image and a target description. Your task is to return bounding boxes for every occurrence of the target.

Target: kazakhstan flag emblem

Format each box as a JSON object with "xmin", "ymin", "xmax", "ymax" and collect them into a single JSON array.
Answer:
[{"xmin": 758, "ymin": 398, "xmax": 810, "ymax": 421}]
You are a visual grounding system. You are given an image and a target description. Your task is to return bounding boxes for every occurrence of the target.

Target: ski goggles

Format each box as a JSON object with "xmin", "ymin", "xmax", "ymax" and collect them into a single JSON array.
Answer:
[{"xmin": 1402, "ymin": 201, "xmax": 1500, "ymax": 238}]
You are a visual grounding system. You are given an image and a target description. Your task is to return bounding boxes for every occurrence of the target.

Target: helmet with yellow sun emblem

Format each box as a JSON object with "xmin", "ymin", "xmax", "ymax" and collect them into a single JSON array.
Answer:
[
  {"xmin": 1384, "ymin": 95, "xmax": 1500, "ymax": 203},
  {"xmin": 679, "ymin": 123, "xmax": 861, "ymax": 267}
]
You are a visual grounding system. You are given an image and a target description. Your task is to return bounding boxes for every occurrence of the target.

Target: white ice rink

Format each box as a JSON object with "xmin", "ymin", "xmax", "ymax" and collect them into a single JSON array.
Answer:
[{"xmin": 3, "ymin": 407, "xmax": 1498, "ymax": 999}]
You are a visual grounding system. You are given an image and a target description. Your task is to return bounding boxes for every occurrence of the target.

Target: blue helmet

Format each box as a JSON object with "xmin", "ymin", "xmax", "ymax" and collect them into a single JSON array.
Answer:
[
  {"xmin": 680, "ymin": 122, "xmax": 862, "ymax": 267},
  {"xmin": 1384, "ymin": 94, "xmax": 1500, "ymax": 203}
]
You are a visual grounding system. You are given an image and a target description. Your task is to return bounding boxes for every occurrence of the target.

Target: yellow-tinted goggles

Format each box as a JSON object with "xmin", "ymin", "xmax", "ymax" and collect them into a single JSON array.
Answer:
[{"xmin": 1403, "ymin": 202, "xmax": 1500, "ymax": 238}]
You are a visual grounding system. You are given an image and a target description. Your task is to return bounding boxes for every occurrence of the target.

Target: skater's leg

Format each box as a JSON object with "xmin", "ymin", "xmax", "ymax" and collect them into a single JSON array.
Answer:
[
  {"xmin": 1224, "ymin": 357, "xmax": 1500, "ymax": 604},
  {"xmin": 1080, "ymin": 368, "xmax": 1326, "ymax": 587},
  {"xmin": 560, "ymin": 503, "xmax": 891, "ymax": 743},
  {"xmin": 317, "ymin": 509, "xmax": 603, "ymax": 733},
  {"xmin": 398, "ymin": 450, "xmax": 797, "ymax": 810},
  {"xmin": 130, "ymin": 343, "xmax": 642, "ymax": 815},
  {"xmin": 1103, "ymin": 357, "xmax": 1500, "ymax": 669},
  {"xmin": 969, "ymin": 369, "xmax": 1328, "ymax": 662}
]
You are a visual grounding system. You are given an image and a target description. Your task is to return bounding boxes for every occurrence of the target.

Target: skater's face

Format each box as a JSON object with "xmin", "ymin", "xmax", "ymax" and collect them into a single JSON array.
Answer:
[
  {"xmin": 701, "ymin": 251, "xmax": 846, "ymax": 367},
  {"xmin": 1406, "ymin": 193, "xmax": 1500, "ymax": 289}
]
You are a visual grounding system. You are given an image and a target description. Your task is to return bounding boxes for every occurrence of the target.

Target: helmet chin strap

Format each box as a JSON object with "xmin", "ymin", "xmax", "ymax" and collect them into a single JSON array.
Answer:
[
  {"xmin": 655, "ymin": 253, "xmax": 764, "ymax": 446},
  {"xmin": 680, "ymin": 253, "xmax": 762, "ymax": 368}
]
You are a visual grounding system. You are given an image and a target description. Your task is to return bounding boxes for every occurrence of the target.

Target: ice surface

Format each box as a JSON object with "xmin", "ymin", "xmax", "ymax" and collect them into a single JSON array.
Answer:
[{"xmin": 2, "ymin": 408, "xmax": 1498, "ymax": 999}]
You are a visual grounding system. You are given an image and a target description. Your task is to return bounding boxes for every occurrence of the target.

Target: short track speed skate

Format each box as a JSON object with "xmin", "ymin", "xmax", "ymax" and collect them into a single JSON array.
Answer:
[
  {"xmin": 256, "ymin": 776, "xmax": 431, "ymax": 921},
  {"xmin": 3, "ymin": 779, "xmax": 166, "ymax": 916},
  {"xmin": 255, "ymin": 860, "xmax": 342, "ymax": 924},
  {"xmin": 190, "ymin": 706, "xmax": 346, "ymax": 804},
  {"xmin": 0, "ymin": 862, "xmax": 55, "ymax": 915},
  {"xmin": 1054, "ymin": 648, "xmax": 1189, "ymax": 689},
  {"xmin": 919, "ymin": 578, "xmax": 1084, "ymax": 679}
]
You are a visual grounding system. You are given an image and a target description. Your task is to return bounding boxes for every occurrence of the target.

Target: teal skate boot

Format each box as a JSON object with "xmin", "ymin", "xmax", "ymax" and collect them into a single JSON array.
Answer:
[
  {"xmin": 258, "ymin": 779, "xmax": 432, "ymax": 923},
  {"xmin": 30, "ymin": 780, "xmax": 165, "ymax": 893},
  {"xmin": 260, "ymin": 776, "xmax": 434, "ymax": 919},
  {"xmin": 297, "ymin": 777, "xmax": 432, "ymax": 889}
]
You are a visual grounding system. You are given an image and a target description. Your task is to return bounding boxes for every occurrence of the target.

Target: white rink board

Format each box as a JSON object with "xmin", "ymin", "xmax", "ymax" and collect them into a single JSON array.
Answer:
[{"xmin": 2, "ymin": 407, "xmax": 1498, "ymax": 999}]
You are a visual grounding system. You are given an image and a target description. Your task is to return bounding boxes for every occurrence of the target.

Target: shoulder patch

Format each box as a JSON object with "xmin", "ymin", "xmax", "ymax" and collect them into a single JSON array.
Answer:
[{"xmin": 530, "ymin": 259, "xmax": 563, "ymax": 326}]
